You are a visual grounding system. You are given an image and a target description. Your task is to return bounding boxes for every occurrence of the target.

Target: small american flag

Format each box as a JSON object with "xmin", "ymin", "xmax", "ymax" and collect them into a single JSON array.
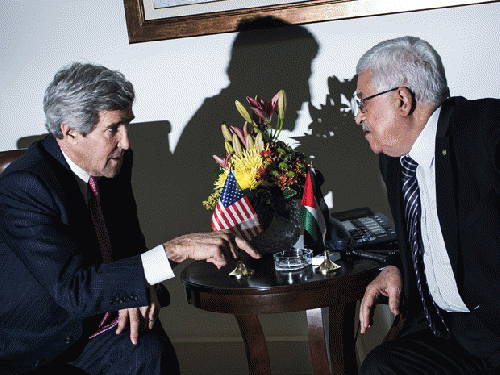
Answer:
[{"xmin": 211, "ymin": 170, "xmax": 263, "ymax": 241}]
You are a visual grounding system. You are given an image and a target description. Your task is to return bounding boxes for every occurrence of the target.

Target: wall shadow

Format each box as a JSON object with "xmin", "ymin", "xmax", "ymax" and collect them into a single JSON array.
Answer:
[
  {"xmin": 172, "ymin": 16, "xmax": 320, "ymax": 234},
  {"xmin": 128, "ymin": 120, "xmax": 180, "ymax": 247},
  {"xmin": 17, "ymin": 134, "xmax": 47, "ymax": 149},
  {"xmin": 297, "ymin": 75, "xmax": 391, "ymax": 217}
]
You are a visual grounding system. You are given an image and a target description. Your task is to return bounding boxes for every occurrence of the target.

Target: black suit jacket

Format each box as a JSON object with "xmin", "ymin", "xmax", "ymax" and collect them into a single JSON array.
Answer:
[
  {"xmin": 0, "ymin": 136, "xmax": 157, "ymax": 374},
  {"xmin": 380, "ymin": 97, "xmax": 500, "ymax": 338}
]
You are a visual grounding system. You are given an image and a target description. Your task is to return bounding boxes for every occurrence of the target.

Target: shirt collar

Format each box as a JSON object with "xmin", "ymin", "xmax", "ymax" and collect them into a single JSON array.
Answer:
[
  {"xmin": 61, "ymin": 150, "xmax": 91, "ymax": 183},
  {"xmin": 401, "ymin": 106, "xmax": 442, "ymax": 170}
]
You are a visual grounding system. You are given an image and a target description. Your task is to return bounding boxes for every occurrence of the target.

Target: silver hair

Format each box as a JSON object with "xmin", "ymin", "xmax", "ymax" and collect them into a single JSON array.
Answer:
[
  {"xmin": 356, "ymin": 36, "xmax": 449, "ymax": 106},
  {"xmin": 43, "ymin": 62, "xmax": 135, "ymax": 138}
]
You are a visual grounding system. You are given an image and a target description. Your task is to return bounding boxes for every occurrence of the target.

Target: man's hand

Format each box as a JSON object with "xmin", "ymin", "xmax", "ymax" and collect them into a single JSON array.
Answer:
[
  {"xmin": 116, "ymin": 285, "xmax": 160, "ymax": 345},
  {"xmin": 162, "ymin": 229, "xmax": 261, "ymax": 268},
  {"xmin": 359, "ymin": 265, "xmax": 402, "ymax": 334}
]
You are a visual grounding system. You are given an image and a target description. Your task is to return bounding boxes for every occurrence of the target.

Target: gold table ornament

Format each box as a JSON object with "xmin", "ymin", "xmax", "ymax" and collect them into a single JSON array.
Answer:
[
  {"xmin": 229, "ymin": 261, "xmax": 254, "ymax": 278},
  {"xmin": 315, "ymin": 249, "xmax": 341, "ymax": 274}
]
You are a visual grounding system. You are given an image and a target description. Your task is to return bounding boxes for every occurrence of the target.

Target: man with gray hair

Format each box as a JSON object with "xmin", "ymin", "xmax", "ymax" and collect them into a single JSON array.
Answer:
[
  {"xmin": 0, "ymin": 62, "xmax": 260, "ymax": 374},
  {"xmin": 355, "ymin": 36, "xmax": 500, "ymax": 373}
]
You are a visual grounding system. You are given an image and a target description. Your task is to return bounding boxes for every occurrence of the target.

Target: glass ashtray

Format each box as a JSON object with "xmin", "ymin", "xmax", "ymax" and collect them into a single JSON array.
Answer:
[{"xmin": 273, "ymin": 249, "xmax": 313, "ymax": 271}]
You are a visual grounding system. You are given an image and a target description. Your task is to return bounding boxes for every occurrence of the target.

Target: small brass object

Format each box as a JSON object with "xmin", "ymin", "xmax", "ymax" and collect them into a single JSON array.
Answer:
[
  {"xmin": 229, "ymin": 261, "xmax": 254, "ymax": 278},
  {"xmin": 315, "ymin": 249, "xmax": 340, "ymax": 275}
]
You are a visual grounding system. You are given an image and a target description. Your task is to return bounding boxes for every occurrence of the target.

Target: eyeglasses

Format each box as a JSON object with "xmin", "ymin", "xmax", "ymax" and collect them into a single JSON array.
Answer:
[{"xmin": 353, "ymin": 87, "xmax": 400, "ymax": 116}]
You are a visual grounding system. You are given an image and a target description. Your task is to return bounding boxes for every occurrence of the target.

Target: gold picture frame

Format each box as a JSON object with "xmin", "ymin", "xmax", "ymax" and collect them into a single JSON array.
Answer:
[{"xmin": 124, "ymin": 0, "xmax": 497, "ymax": 44}]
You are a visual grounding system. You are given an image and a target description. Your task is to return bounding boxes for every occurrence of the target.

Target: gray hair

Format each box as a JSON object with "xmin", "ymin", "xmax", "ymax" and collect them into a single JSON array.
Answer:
[
  {"xmin": 356, "ymin": 36, "xmax": 449, "ymax": 106},
  {"xmin": 43, "ymin": 62, "xmax": 135, "ymax": 138}
]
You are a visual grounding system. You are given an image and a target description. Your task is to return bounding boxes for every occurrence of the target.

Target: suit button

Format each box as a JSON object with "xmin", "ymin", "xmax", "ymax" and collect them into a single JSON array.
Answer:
[{"xmin": 66, "ymin": 336, "xmax": 74, "ymax": 344}]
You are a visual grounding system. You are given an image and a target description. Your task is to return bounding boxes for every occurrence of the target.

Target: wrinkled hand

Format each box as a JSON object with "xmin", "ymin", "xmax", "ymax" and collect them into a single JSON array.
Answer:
[
  {"xmin": 116, "ymin": 285, "xmax": 160, "ymax": 345},
  {"xmin": 163, "ymin": 229, "xmax": 261, "ymax": 268},
  {"xmin": 359, "ymin": 265, "xmax": 402, "ymax": 334}
]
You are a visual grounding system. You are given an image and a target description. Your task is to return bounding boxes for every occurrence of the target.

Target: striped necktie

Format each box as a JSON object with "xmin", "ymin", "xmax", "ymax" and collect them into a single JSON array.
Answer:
[
  {"xmin": 88, "ymin": 176, "xmax": 118, "ymax": 338},
  {"xmin": 401, "ymin": 155, "xmax": 450, "ymax": 338}
]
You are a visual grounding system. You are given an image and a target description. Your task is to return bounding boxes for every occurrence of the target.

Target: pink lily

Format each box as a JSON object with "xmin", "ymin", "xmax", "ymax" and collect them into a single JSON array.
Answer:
[
  {"xmin": 229, "ymin": 125, "xmax": 246, "ymax": 145},
  {"xmin": 213, "ymin": 153, "xmax": 231, "ymax": 169},
  {"xmin": 246, "ymin": 91, "xmax": 281, "ymax": 123}
]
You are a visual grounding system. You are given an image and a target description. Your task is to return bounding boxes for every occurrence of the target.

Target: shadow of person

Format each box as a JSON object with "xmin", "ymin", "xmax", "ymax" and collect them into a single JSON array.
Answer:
[
  {"xmin": 172, "ymin": 16, "xmax": 319, "ymax": 235},
  {"xmin": 296, "ymin": 75, "xmax": 391, "ymax": 216},
  {"xmin": 17, "ymin": 134, "xmax": 48, "ymax": 149},
  {"xmin": 127, "ymin": 120, "xmax": 181, "ymax": 247}
]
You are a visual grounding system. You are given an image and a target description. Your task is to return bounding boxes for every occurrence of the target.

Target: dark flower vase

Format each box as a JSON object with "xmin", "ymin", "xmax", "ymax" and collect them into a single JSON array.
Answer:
[{"xmin": 247, "ymin": 189, "xmax": 302, "ymax": 255}]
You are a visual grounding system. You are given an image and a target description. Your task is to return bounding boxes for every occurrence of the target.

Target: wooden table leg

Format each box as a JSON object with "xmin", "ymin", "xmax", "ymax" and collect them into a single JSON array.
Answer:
[
  {"xmin": 306, "ymin": 308, "xmax": 330, "ymax": 375},
  {"xmin": 234, "ymin": 314, "xmax": 271, "ymax": 375},
  {"xmin": 327, "ymin": 301, "xmax": 358, "ymax": 375}
]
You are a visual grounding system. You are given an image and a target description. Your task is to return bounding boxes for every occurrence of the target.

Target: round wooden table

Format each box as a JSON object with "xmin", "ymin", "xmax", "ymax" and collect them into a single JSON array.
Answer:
[{"xmin": 180, "ymin": 254, "xmax": 381, "ymax": 375}]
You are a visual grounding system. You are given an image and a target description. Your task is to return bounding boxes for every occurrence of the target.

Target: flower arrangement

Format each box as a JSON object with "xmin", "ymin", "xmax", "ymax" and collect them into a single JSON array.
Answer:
[{"xmin": 203, "ymin": 90, "xmax": 308, "ymax": 210}]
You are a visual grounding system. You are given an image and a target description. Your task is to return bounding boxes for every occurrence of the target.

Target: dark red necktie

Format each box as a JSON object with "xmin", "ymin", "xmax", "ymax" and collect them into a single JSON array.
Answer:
[
  {"xmin": 88, "ymin": 176, "xmax": 113, "ymax": 264},
  {"xmin": 88, "ymin": 176, "xmax": 118, "ymax": 338}
]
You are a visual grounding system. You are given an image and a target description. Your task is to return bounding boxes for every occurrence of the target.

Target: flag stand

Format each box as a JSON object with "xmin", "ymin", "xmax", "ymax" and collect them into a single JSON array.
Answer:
[
  {"xmin": 229, "ymin": 261, "xmax": 254, "ymax": 278},
  {"xmin": 315, "ymin": 246, "xmax": 340, "ymax": 274}
]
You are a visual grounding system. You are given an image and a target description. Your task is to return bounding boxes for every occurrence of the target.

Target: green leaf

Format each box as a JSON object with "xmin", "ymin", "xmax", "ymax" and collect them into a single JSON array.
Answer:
[{"xmin": 283, "ymin": 187, "xmax": 297, "ymax": 199}]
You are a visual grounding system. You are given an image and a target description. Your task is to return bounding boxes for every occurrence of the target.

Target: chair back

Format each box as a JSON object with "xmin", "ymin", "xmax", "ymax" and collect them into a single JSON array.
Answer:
[{"xmin": 0, "ymin": 149, "xmax": 26, "ymax": 176}]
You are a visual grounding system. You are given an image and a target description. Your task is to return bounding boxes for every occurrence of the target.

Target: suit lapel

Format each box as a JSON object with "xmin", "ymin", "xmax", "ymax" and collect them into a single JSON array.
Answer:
[
  {"xmin": 385, "ymin": 157, "xmax": 404, "ymax": 233},
  {"xmin": 40, "ymin": 136, "xmax": 101, "ymax": 262}
]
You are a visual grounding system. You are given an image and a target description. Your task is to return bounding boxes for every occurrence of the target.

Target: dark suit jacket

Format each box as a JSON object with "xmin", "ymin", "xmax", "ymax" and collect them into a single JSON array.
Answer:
[
  {"xmin": 0, "ymin": 136, "xmax": 157, "ymax": 374},
  {"xmin": 380, "ymin": 96, "xmax": 500, "ymax": 338}
]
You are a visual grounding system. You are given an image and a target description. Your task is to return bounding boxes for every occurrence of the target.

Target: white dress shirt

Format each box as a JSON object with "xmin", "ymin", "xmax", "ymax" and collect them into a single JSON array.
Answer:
[
  {"xmin": 404, "ymin": 107, "xmax": 469, "ymax": 313},
  {"xmin": 62, "ymin": 151, "xmax": 175, "ymax": 285}
]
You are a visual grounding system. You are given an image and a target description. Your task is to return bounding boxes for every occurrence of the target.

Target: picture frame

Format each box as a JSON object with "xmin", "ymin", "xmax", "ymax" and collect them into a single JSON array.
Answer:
[{"xmin": 123, "ymin": 0, "xmax": 497, "ymax": 44}]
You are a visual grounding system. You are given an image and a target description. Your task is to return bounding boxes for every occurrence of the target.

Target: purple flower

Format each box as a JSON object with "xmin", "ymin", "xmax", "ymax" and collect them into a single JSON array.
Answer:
[
  {"xmin": 229, "ymin": 125, "xmax": 246, "ymax": 145},
  {"xmin": 246, "ymin": 91, "xmax": 281, "ymax": 123},
  {"xmin": 212, "ymin": 153, "xmax": 231, "ymax": 169}
]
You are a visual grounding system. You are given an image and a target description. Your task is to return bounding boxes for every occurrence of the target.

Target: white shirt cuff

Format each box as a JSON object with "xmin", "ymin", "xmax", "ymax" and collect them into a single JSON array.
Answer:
[{"xmin": 141, "ymin": 244, "xmax": 175, "ymax": 284}]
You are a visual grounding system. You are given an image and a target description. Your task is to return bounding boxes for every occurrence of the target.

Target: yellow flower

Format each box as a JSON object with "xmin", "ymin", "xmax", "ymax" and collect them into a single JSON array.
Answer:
[
  {"xmin": 202, "ymin": 189, "xmax": 222, "ymax": 210},
  {"xmin": 214, "ymin": 149, "xmax": 264, "ymax": 193},
  {"xmin": 214, "ymin": 169, "xmax": 229, "ymax": 189},
  {"xmin": 231, "ymin": 148, "xmax": 264, "ymax": 190}
]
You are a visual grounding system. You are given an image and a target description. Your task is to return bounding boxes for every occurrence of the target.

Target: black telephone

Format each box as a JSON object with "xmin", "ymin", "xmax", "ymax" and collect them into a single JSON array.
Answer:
[
  {"xmin": 331, "ymin": 207, "xmax": 396, "ymax": 249},
  {"xmin": 328, "ymin": 207, "xmax": 398, "ymax": 263}
]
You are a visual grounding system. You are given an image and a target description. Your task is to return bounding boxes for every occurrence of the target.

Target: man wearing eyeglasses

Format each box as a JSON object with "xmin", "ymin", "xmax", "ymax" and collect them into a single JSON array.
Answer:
[{"xmin": 355, "ymin": 36, "xmax": 500, "ymax": 374}]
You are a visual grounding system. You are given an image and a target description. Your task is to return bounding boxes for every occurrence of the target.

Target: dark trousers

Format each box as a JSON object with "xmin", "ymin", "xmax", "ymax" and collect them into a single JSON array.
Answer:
[
  {"xmin": 360, "ymin": 311, "xmax": 500, "ymax": 374},
  {"xmin": 26, "ymin": 322, "xmax": 180, "ymax": 375}
]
